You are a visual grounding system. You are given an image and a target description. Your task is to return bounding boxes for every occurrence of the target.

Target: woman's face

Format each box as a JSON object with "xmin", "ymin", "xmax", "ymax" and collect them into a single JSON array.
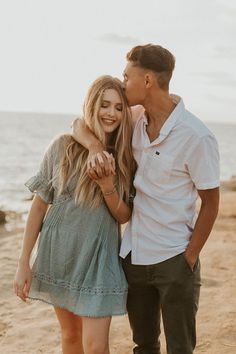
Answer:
[{"xmin": 99, "ymin": 89, "xmax": 123, "ymax": 136}]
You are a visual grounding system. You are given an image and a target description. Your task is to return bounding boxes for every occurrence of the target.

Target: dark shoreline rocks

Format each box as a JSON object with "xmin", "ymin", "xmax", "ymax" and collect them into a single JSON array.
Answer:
[
  {"xmin": 0, "ymin": 210, "xmax": 6, "ymax": 224},
  {"xmin": 0, "ymin": 209, "xmax": 24, "ymax": 227},
  {"xmin": 221, "ymin": 176, "xmax": 236, "ymax": 191}
]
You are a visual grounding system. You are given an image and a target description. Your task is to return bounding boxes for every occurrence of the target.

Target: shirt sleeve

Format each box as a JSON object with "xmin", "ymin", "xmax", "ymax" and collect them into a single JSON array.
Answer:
[
  {"xmin": 186, "ymin": 133, "xmax": 220, "ymax": 190},
  {"xmin": 131, "ymin": 105, "xmax": 145, "ymax": 129},
  {"xmin": 25, "ymin": 139, "xmax": 57, "ymax": 204}
]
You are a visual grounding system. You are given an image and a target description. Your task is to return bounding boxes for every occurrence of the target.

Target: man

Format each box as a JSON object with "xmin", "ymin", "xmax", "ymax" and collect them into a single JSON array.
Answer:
[{"xmin": 72, "ymin": 44, "xmax": 220, "ymax": 354}]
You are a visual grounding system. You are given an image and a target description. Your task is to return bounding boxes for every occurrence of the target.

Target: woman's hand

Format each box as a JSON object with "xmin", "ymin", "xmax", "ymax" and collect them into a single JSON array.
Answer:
[
  {"xmin": 92, "ymin": 173, "xmax": 116, "ymax": 193},
  {"xmin": 87, "ymin": 154, "xmax": 116, "ymax": 193},
  {"xmin": 88, "ymin": 167, "xmax": 115, "ymax": 192},
  {"xmin": 14, "ymin": 263, "xmax": 32, "ymax": 302},
  {"xmin": 88, "ymin": 153, "xmax": 132, "ymax": 224},
  {"xmin": 87, "ymin": 151, "xmax": 116, "ymax": 179},
  {"xmin": 87, "ymin": 152, "xmax": 116, "ymax": 187}
]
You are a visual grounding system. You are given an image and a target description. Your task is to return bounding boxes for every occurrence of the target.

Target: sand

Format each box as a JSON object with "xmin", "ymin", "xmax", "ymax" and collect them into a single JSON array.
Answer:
[{"xmin": 0, "ymin": 182, "xmax": 236, "ymax": 354}]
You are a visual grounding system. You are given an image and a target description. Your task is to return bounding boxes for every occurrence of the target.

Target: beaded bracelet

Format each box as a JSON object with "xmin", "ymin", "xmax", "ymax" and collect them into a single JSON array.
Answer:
[{"xmin": 103, "ymin": 186, "xmax": 117, "ymax": 196}]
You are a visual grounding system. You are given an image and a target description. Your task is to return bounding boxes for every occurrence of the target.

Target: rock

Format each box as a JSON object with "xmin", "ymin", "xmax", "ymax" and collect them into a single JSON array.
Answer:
[
  {"xmin": 221, "ymin": 176, "xmax": 236, "ymax": 192},
  {"xmin": 24, "ymin": 194, "xmax": 34, "ymax": 201},
  {"xmin": 0, "ymin": 210, "xmax": 6, "ymax": 224}
]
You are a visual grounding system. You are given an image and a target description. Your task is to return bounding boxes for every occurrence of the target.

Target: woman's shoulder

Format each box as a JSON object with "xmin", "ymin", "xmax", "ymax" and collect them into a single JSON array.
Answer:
[
  {"xmin": 46, "ymin": 134, "xmax": 85, "ymax": 164},
  {"xmin": 47, "ymin": 134, "xmax": 73, "ymax": 154},
  {"xmin": 50, "ymin": 133, "xmax": 72, "ymax": 145}
]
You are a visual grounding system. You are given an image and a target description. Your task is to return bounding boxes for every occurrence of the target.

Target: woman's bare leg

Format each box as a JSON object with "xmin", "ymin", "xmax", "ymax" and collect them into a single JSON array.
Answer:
[
  {"xmin": 54, "ymin": 307, "xmax": 84, "ymax": 354},
  {"xmin": 82, "ymin": 316, "xmax": 111, "ymax": 354}
]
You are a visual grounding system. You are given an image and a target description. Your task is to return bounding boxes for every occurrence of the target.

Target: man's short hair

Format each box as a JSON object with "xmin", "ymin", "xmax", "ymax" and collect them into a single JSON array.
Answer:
[{"xmin": 126, "ymin": 44, "xmax": 175, "ymax": 90}]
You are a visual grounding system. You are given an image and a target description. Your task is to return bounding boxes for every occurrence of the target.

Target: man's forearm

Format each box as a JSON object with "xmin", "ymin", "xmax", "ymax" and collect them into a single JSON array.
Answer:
[
  {"xmin": 186, "ymin": 206, "xmax": 218, "ymax": 253},
  {"xmin": 72, "ymin": 118, "xmax": 104, "ymax": 151},
  {"xmin": 72, "ymin": 118, "xmax": 114, "ymax": 176},
  {"xmin": 185, "ymin": 197, "xmax": 219, "ymax": 267}
]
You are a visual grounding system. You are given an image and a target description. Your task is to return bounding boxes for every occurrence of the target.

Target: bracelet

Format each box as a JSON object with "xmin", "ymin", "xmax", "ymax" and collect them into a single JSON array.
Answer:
[{"xmin": 102, "ymin": 186, "xmax": 117, "ymax": 196}]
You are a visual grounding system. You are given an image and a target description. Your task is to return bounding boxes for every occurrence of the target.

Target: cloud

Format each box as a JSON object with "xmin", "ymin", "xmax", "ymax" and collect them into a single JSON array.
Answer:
[
  {"xmin": 98, "ymin": 33, "xmax": 140, "ymax": 45},
  {"xmin": 214, "ymin": 46, "xmax": 236, "ymax": 59},
  {"xmin": 220, "ymin": 3, "xmax": 236, "ymax": 18},
  {"xmin": 205, "ymin": 93, "xmax": 235, "ymax": 105},
  {"xmin": 190, "ymin": 71, "xmax": 236, "ymax": 87}
]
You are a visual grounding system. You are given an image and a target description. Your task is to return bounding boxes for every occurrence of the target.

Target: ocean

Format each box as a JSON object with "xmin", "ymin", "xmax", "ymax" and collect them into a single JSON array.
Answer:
[{"xmin": 0, "ymin": 111, "xmax": 235, "ymax": 213}]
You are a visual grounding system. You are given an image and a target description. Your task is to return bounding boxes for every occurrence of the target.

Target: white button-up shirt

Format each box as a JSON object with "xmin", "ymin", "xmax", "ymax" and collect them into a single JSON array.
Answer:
[{"xmin": 120, "ymin": 96, "xmax": 220, "ymax": 265}]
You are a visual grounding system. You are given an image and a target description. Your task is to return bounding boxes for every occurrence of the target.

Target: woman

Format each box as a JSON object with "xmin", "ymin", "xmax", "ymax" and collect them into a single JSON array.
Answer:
[{"xmin": 14, "ymin": 75, "xmax": 136, "ymax": 354}]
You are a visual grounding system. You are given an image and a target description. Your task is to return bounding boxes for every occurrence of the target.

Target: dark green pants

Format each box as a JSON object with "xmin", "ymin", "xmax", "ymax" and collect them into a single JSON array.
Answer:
[{"xmin": 122, "ymin": 252, "xmax": 201, "ymax": 354}]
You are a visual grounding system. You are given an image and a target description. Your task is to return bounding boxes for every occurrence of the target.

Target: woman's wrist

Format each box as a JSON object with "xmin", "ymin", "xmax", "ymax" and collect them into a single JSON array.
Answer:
[
  {"xmin": 102, "ymin": 186, "xmax": 117, "ymax": 196},
  {"xmin": 100, "ymin": 184, "xmax": 116, "ymax": 195},
  {"xmin": 88, "ymin": 141, "xmax": 104, "ymax": 154},
  {"xmin": 18, "ymin": 256, "xmax": 30, "ymax": 267}
]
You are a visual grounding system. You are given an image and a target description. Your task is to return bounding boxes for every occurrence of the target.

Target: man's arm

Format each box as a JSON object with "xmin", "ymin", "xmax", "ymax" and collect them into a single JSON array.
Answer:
[
  {"xmin": 185, "ymin": 187, "xmax": 220, "ymax": 269},
  {"xmin": 72, "ymin": 118, "xmax": 103, "ymax": 153},
  {"xmin": 72, "ymin": 105, "xmax": 144, "ymax": 148},
  {"xmin": 72, "ymin": 118, "xmax": 113, "ymax": 176},
  {"xmin": 71, "ymin": 106, "xmax": 143, "ymax": 176}
]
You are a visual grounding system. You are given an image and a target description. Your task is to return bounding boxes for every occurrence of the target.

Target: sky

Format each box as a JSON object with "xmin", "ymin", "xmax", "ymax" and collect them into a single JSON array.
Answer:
[{"xmin": 0, "ymin": 0, "xmax": 236, "ymax": 123}]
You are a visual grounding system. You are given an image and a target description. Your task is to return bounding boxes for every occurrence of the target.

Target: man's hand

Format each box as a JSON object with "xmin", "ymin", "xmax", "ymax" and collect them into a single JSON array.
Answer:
[
  {"xmin": 184, "ymin": 250, "xmax": 198, "ymax": 271},
  {"xmin": 184, "ymin": 187, "xmax": 219, "ymax": 271}
]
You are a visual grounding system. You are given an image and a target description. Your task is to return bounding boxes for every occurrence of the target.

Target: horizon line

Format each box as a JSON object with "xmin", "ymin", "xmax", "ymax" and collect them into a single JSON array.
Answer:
[{"xmin": 0, "ymin": 109, "xmax": 235, "ymax": 125}]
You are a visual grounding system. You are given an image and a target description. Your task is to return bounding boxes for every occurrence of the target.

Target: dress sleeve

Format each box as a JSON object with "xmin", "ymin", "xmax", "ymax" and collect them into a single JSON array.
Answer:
[{"xmin": 25, "ymin": 139, "xmax": 57, "ymax": 204}]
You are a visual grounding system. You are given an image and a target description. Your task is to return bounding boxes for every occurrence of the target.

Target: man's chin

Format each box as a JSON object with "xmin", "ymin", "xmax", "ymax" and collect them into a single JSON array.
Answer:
[
  {"xmin": 127, "ymin": 100, "xmax": 137, "ymax": 107},
  {"xmin": 125, "ymin": 93, "xmax": 140, "ymax": 107}
]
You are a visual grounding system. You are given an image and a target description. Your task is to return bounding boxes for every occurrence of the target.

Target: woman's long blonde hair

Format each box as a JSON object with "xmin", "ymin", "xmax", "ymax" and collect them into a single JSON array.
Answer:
[{"xmin": 58, "ymin": 75, "xmax": 136, "ymax": 208}]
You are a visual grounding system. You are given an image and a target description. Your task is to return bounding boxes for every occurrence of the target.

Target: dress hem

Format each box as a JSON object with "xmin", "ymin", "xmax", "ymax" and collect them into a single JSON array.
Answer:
[{"xmin": 28, "ymin": 296, "xmax": 128, "ymax": 318}]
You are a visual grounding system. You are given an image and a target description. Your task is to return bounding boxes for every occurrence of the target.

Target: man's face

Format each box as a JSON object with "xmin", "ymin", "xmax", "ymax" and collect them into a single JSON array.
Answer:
[{"xmin": 123, "ymin": 62, "xmax": 146, "ymax": 106}]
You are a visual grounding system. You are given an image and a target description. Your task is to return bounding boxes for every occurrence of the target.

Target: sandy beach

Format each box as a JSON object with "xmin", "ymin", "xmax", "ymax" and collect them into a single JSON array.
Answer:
[{"xmin": 0, "ymin": 181, "xmax": 236, "ymax": 354}]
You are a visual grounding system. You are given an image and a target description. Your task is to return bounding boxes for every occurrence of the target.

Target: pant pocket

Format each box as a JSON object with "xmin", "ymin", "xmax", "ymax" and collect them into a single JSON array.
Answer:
[{"xmin": 182, "ymin": 253, "xmax": 199, "ymax": 275}]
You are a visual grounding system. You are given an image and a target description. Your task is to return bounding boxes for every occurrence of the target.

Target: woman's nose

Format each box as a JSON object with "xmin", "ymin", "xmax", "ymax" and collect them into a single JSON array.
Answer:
[{"xmin": 107, "ymin": 106, "xmax": 115, "ymax": 117}]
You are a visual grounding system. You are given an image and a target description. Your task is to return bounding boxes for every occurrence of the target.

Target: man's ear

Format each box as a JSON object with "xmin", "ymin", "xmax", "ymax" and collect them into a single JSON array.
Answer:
[{"xmin": 144, "ymin": 73, "xmax": 153, "ymax": 88}]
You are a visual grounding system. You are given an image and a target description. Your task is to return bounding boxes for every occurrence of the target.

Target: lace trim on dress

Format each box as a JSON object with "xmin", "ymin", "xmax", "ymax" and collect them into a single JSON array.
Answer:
[{"xmin": 33, "ymin": 272, "xmax": 128, "ymax": 295}]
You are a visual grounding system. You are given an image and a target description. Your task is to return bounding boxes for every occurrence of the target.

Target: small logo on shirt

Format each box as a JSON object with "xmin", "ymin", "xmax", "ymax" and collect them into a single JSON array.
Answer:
[{"xmin": 155, "ymin": 151, "xmax": 160, "ymax": 155}]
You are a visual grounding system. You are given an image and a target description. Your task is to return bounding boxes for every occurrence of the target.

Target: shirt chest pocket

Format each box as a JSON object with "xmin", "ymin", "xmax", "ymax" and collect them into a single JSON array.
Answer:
[{"xmin": 146, "ymin": 153, "xmax": 174, "ymax": 185}]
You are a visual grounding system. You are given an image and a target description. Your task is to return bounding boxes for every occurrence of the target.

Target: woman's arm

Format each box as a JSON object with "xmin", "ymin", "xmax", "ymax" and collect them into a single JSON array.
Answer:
[
  {"xmin": 14, "ymin": 195, "xmax": 49, "ymax": 301},
  {"xmin": 101, "ymin": 181, "xmax": 132, "ymax": 224},
  {"xmin": 88, "ymin": 163, "xmax": 132, "ymax": 224}
]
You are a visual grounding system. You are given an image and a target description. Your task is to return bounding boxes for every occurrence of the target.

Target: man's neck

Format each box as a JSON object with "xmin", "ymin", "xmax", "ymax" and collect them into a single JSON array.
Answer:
[{"xmin": 143, "ymin": 92, "xmax": 177, "ymax": 142}]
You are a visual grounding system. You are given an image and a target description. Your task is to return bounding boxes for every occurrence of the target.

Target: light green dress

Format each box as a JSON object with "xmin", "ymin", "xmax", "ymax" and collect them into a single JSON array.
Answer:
[{"xmin": 26, "ymin": 135, "xmax": 128, "ymax": 317}]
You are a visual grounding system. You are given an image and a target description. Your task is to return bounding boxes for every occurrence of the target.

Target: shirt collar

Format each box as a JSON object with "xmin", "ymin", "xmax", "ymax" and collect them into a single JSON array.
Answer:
[{"xmin": 142, "ymin": 94, "xmax": 185, "ymax": 145}]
